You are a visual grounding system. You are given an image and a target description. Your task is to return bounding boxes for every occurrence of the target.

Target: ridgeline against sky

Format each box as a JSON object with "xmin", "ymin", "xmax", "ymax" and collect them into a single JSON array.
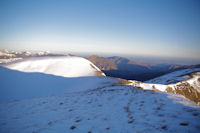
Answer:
[{"xmin": 0, "ymin": 0, "xmax": 200, "ymax": 58}]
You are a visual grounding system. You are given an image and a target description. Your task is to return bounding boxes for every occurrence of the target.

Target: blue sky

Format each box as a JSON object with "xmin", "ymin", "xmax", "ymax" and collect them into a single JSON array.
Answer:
[{"xmin": 0, "ymin": 0, "xmax": 200, "ymax": 58}]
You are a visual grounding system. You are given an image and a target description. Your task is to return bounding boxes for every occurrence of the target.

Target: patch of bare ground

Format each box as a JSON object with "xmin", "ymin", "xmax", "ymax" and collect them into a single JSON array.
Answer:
[
  {"xmin": 166, "ymin": 82, "xmax": 200, "ymax": 104},
  {"xmin": 90, "ymin": 64, "xmax": 105, "ymax": 76},
  {"xmin": 117, "ymin": 78, "xmax": 133, "ymax": 85}
]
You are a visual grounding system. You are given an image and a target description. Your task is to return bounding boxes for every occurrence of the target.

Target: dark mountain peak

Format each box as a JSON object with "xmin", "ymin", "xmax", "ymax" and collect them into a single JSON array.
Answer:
[
  {"xmin": 87, "ymin": 55, "xmax": 117, "ymax": 70},
  {"xmin": 108, "ymin": 56, "xmax": 124, "ymax": 60},
  {"xmin": 108, "ymin": 56, "xmax": 129, "ymax": 64}
]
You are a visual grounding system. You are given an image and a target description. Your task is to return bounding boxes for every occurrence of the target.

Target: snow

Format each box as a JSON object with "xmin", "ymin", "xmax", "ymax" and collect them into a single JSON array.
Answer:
[
  {"xmin": 22, "ymin": 51, "xmax": 32, "ymax": 56},
  {"xmin": 0, "ymin": 86, "xmax": 199, "ymax": 133},
  {"xmin": 127, "ymin": 80, "xmax": 170, "ymax": 92},
  {"xmin": 37, "ymin": 51, "xmax": 50, "ymax": 55},
  {"xmin": 125, "ymin": 68, "xmax": 200, "ymax": 107},
  {"xmin": 3, "ymin": 56, "xmax": 105, "ymax": 77},
  {"xmin": 126, "ymin": 68, "xmax": 200, "ymax": 97},
  {"xmin": 140, "ymin": 83, "xmax": 168, "ymax": 91},
  {"xmin": 141, "ymin": 68, "xmax": 200, "ymax": 93},
  {"xmin": 0, "ymin": 56, "xmax": 200, "ymax": 132},
  {"xmin": 0, "ymin": 67, "xmax": 115, "ymax": 102},
  {"xmin": 146, "ymin": 68, "xmax": 200, "ymax": 84}
]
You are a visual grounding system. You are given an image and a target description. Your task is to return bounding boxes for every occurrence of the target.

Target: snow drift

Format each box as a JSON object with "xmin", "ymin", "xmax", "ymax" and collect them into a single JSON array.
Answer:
[
  {"xmin": 3, "ymin": 56, "xmax": 105, "ymax": 77},
  {"xmin": 0, "ymin": 56, "xmax": 110, "ymax": 102},
  {"xmin": 0, "ymin": 67, "xmax": 116, "ymax": 102}
]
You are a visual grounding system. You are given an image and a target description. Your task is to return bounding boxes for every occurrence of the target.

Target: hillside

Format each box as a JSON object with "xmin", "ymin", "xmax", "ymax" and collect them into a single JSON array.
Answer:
[
  {"xmin": 87, "ymin": 55, "xmax": 200, "ymax": 81},
  {"xmin": 0, "ymin": 56, "xmax": 200, "ymax": 133},
  {"xmin": 3, "ymin": 56, "xmax": 105, "ymax": 77},
  {"xmin": 1, "ymin": 84, "xmax": 199, "ymax": 133},
  {"xmin": 0, "ymin": 67, "xmax": 115, "ymax": 102},
  {"xmin": 127, "ymin": 68, "xmax": 200, "ymax": 104}
]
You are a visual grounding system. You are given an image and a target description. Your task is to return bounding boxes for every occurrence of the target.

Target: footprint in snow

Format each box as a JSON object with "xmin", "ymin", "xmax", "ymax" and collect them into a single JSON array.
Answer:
[
  {"xmin": 180, "ymin": 122, "xmax": 189, "ymax": 126},
  {"xmin": 75, "ymin": 119, "xmax": 82, "ymax": 123},
  {"xmin": 157, "ymin": 114, "xmax": 164, "ymax": 117},
  {"xmin": 161, "ymin": 125, "xmax": 167, "ymax": 130},
  {"xmin": 68, "ymin": 109, "xmax": 73, "ymax": 112},
  {"xmin": 70, "ymin": 125, "xmax": 76, "ymax": 130},
  {"xmin": 192, "ymin": 112, "xmax": 199, "ymax": 116},
  {"xmin": 106, "ymin": 127, "xmax": 110, "ymax": 130},
  {"xmin": 128, "ymin": 120, "xmax": 134, "ymax": 124},
  {"xmin": 48, "ymin": 121, "xmax": 53, "ymax": 126},
  {"xmin": 98, "ymin": 104, "xmax": 102, "ymax": 107},
  {"xmin": 140, "ymin": 101, "xmax": 144, "ymax": 103}
]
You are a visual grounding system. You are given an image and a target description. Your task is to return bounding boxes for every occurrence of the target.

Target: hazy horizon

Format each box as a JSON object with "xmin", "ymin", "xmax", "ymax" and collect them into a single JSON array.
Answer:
[{"xmin": 1, "ymin": 48, "xmax": 200, "ymax": 65}]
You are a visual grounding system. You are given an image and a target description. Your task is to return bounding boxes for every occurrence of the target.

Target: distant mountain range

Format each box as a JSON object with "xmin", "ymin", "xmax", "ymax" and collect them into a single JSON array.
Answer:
[
  {"xmin": 87, "ymin": 55, "xmax": 200, "ymax": 81},
  {"xmin": 0, "ymin": 49, "xmax": 68, "ymax": 63},
  {"xmin": 0, "ymin": 49, "xmax": 52, "ymax": 58}
]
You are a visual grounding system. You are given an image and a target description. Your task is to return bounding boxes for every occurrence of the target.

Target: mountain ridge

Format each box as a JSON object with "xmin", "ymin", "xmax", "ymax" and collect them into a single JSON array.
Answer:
[
  {"xmin": 87, "ymin": 55, "xmax": 200, "ymax": 81},
  {"xmin": 3, "ymin": 56, "xmax": 105, "ymax": 77}
]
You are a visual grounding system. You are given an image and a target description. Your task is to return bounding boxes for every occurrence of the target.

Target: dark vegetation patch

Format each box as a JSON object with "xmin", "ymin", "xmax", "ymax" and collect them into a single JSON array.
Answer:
[
  {"xmin": 75, "ymin": 119, "xmax": 82, "ymax": 123},
  {"xmin": 68, "ymin": 109, "xmax": 73, "ymax": 112},
  {"xmin": 161, "ymin": 125, "xmax": 167, "ymax": 129},
  {"xmin": 70, "ymin": 125, "xmax": 76, "ymax": 130},
  {"xmin": 106, "ymin": 127, "xmax": 110, "ymax": 130},
  {"xmin": 166, "ymin": 87, "xmax": 174, "ymax": 93},
  {"xmin": 158, "ymin": 114, "xmax": 164, "ymax": 117},
  {"xmin": 48, "ymin": 121, "xmax": 53, "ymax": 126},
  {"xmin": 128, "ymin": 120, "xmax": 134, "ymax": 124},
  {"xmin": 118, "ymin": 78, "xmax": 133, "ymax": 85},
  {"xmin": 180, "ymin": 122, "xmax": 189, "ymax": 126}
]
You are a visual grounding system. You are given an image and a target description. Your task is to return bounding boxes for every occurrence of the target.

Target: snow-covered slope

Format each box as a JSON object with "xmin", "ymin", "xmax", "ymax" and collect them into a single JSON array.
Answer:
[
  {"xmin": 0, "ymin": 85, "xmax": 199, "ymax": 133},
  {"xmin": 3, "ymin": 56, "xmax": 105, "ymax": 77},
  {"xmin": 126, "ymin": 68, "xmax": 200, "ymax": 91},
  {"xmin": 145, "ymin": 68, "xmax": 200, "ymax": 94},
  {"xmin": 126, "ymin": 68, "xmax": 200, "ymax": 104},
  {"xmin": 146, "ymin": 68, "xmax": 200, "ymax": 84},
  {"xmin": 0, "ymin": 67, "xmax": 114, "ymax": 102},
  {"xmin": 0, "ymin": 57, "xmax": 200, "ymax": 132}
]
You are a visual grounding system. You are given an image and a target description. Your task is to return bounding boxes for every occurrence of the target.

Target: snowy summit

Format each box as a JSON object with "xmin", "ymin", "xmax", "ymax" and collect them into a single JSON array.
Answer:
[{"xmin": 3, "ymin": 56, "xmax": 105, "ymax": 77}]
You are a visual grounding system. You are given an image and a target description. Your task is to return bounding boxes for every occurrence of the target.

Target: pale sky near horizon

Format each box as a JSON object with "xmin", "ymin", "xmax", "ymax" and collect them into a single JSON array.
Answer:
[{"xmin": 0, "ymin": 0, "xmax": 200, "ymax": 59}]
